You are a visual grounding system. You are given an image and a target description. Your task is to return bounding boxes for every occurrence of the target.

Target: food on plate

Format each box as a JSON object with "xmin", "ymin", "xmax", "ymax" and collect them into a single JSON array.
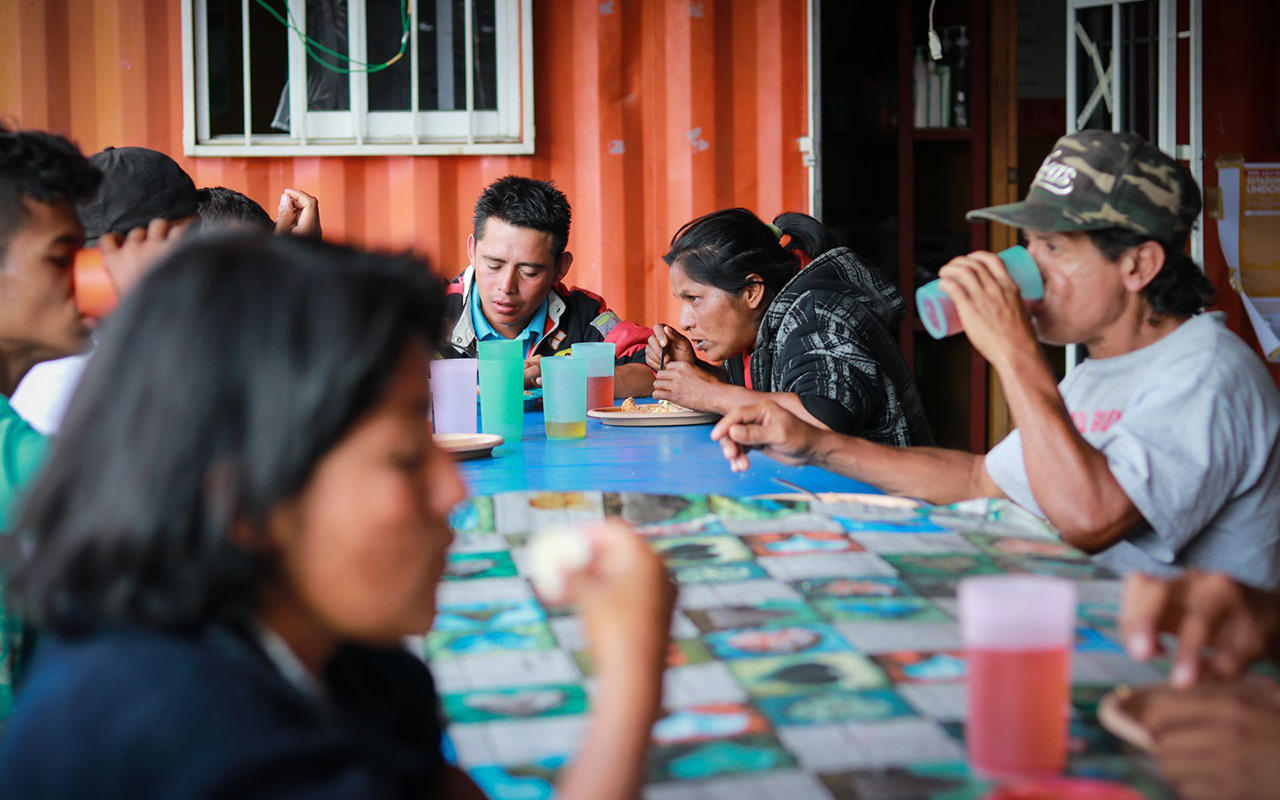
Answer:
[{"xmin": 619, "ymin": 397, "xmax": 693, "ymax": 413}]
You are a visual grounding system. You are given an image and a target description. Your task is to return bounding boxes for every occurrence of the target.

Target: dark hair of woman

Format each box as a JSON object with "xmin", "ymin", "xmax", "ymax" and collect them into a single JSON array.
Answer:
[
  {"xmin": 1085, "ymin": 227, "xmax": 1215, "ymax": 318},
  {"xmin": 662, "ymin": 208, "xmax": 838, "ymax": 298},
  {"xmin": 7, "ymin": 233, "xmax": 445, "ymax": 635}
]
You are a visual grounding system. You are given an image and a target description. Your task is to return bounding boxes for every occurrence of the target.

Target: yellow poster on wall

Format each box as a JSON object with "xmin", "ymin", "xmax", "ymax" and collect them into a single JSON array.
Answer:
[
  {"xmin": 1217, "ymin": 159, "xmax": 1280, "ymax": 361},
  {"xmin": 1239, "ymin": 165, "xmax": 1280, "ymax": 295}
]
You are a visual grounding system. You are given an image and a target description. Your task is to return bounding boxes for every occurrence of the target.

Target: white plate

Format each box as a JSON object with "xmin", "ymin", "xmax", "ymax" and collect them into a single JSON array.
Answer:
[
  {"xmin": 588, "ymin": 406, "xmax": 720, "ymax": 427},
  {"xmin": 434, "ymin": 433, "xmax": 505, "ymax": 460}
]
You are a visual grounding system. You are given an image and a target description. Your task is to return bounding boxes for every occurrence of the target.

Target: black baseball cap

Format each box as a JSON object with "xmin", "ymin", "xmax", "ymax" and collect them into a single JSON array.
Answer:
[{"xmin": 79, "ymin": 147, "xmax": 209, "ymax": 245}]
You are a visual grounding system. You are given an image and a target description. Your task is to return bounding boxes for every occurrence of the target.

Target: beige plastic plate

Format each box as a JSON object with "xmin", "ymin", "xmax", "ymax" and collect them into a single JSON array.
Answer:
[
  {"xmin": 433, "ymin": 433, "xmax": 505, "ymax": 460},
  {"xmin": 1097, "ymin": 686, "xmax": 1158, "ymax": 754},
  {"xmin": 588, "ymin": 406, "xmax": 720, "ymax": 427}
]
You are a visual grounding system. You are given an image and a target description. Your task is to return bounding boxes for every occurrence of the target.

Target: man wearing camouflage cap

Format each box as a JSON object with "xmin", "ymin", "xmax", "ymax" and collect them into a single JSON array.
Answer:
[{"xmin": 708, "ymin": 130, "xmax": 1280, "ymax": 589}]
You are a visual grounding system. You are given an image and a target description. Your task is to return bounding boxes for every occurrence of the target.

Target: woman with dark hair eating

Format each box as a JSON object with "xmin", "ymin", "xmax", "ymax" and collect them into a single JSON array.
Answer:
[{"xmin": 646, "ymin": 208, "xmax": 930, "ymax": 446}]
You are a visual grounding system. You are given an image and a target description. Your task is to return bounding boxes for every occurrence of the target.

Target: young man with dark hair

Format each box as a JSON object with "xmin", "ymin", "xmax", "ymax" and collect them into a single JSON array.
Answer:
[
  {"xmin": 198, "ymin": 187, "xmax": 274, "ymax": 231},
  {"xmin": 11, "ymin": 146, "xmax": 206, "ymax": 433},
  {"xmin": 0, "ymin": 134, "xmax": 233, "ymax": 724},
  {"xmin": 442, "ymin": 175, "xmax": 655, "ymax": 396},
  {"xmin": 0, "ymin": 128, "xmax": 101, "ymax": 523},
  {"xmin": 0, "ymin": 125, "xmax": 101, "ymax": 723},
  {"xmin": 711, "ymin": 131, "xmax": 1280, "ymax": 589},
  {"xmin": 198, "ymin": 186, "xmax": 323, "ymax": 238}
]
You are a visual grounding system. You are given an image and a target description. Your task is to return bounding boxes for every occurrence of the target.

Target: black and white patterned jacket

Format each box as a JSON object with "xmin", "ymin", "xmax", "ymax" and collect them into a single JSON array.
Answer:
[{"xmin": 724, "ymin": 247, "xmax": 932, "ymax": 447}]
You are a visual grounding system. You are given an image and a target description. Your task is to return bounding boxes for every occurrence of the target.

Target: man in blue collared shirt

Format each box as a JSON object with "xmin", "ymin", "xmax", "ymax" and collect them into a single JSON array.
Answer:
[
  {"xmin": 468, "ymin": 283, "xmax": 548, "ymax": 359},
  {"xmin": 442, "ymin": 176, "xmax": 655, "ymax": 397}
]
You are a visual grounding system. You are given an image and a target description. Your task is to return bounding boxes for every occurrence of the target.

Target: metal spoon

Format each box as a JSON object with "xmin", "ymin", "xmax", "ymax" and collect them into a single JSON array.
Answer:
[{"xmin": 771, "ymin": 477, "xmax": 822, "ymax": 503}]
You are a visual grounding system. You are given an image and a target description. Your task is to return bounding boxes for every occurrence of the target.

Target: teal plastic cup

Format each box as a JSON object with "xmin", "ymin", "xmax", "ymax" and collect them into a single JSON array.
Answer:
[
  {"xmin": 478, "ymin": 339, "xmax": 525, "ymax": 442},
  {"xmin": 917, "ymin": 246, "xmax": 1045, "ymax": 339},
  {"xmin": 541, "ymin": 355, "xmax": 588, "ymax": 440},
  {"xmin": 571, "ymin": 342, "xmax": 616, "ymax": 410}
]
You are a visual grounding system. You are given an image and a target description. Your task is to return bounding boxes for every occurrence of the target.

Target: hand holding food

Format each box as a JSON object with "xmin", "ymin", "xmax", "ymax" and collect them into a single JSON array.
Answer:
[
  {"xmin": 652, "ymin": 361, "xmax": 725, "ymax": 411},
  {"xmin": 556, "ymin": 522, "xmax": 676, "ymax": 671},
  {"xmin": 527, "ymin": 525, "xmax": 594, "ymax": 605},
  {"xmin": 645, "ymin": 324, "xmax": 697, "ymax": 372},
  {"xmin": 524, "ymin": 354, "xmax": 544, "ymax": 389}
]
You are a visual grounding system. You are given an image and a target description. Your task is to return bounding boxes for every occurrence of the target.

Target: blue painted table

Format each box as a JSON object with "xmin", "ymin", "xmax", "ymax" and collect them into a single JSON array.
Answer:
[{"xmin": 456, "ymin": 409, "xmax": 878, "ymax": 497}]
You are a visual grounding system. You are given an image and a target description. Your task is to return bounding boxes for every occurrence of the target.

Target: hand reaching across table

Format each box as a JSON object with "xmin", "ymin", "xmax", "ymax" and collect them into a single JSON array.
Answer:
[
  {"xmin": 1121, "ymin": 570, "xmax": 1280, "ymax": 687},
  {"xmin": 710, "ymin": 400, "xmax": 825, "ymax": 472}
]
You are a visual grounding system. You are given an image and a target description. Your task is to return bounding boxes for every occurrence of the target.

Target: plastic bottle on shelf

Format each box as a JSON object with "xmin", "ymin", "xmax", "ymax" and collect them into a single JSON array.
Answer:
[
  {"xmin": 913, "ymin": 47, "xmax": 929, "ymax": 128},
  {"xmin": 927, "ymin": 58, "xmax": 942, "ymax": 127},
  {"xmin": 939, "ymin": 27, "xmax": 954, "ymax": 129},
  {"xmin": 952, "ymin": 25, "xmax": 971, "ymax": 128}
]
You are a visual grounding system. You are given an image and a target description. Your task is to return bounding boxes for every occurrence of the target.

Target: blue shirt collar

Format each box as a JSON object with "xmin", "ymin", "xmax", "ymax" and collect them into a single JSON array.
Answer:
[{"xmin": 469, "ymin": 282, "xmax": 548, "ymax": 358}]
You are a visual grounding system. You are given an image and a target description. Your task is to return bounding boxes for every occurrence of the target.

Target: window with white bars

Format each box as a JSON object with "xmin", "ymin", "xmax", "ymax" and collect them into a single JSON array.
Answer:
[{"xmin": 181, "ymin": 0, "xmax": 534, "ymax": 157}]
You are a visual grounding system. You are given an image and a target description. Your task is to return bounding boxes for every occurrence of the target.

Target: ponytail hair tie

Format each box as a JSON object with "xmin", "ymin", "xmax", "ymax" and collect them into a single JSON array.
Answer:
[{"xmin": 766, "ymin": 222, "xmax": 783, "ymax": 240}]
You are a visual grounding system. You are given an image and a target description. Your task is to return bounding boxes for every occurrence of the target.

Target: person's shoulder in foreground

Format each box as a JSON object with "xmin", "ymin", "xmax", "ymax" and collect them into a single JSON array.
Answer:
[{"xmin": 0, "ymin": 627, "xmax": 442, "ymax": 800}]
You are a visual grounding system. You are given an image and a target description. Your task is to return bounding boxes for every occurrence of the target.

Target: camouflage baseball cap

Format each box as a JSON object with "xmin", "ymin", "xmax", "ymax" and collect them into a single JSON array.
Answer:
[{"xmin": 966, "ymin": 130, "xmax": 1201, "ymax": 243}]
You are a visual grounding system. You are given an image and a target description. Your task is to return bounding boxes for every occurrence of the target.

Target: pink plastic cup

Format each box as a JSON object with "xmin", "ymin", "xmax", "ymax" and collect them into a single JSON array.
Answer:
[
  {"xmin": 430, "ymin": 358, "xmax": 479, "ymax": 435},
  {"xmin": 958, "ymin": 574, "xmax": 1077, "ymax": 781},
  {"xmin": 917, "ymin": 246, "xmax": 1045, "ymax": 339}
]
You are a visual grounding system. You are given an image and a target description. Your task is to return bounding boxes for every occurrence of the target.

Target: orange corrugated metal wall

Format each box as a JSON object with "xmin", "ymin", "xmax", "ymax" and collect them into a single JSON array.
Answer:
[{"xmin": 0, "ymin": 0, "xmax": 809, "ymax": 327}]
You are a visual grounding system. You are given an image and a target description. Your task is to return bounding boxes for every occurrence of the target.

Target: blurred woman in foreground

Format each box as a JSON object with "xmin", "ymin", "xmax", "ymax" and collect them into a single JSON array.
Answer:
[{"xmin": 0, "ymin": 234, "xmax": 674, "ymax": 799}]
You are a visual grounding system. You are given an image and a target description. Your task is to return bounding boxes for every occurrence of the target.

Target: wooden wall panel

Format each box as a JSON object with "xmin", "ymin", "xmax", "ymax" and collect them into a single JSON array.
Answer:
[{"xmin": 1, "ymin": 0, "xmax": 811, "ymax": 330}]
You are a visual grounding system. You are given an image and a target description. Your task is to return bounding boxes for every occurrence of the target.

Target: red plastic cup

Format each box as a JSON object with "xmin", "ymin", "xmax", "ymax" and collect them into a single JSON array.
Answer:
[{"xmin": 73, "ymin": 247, "xmax": 119, "ymax": 319}]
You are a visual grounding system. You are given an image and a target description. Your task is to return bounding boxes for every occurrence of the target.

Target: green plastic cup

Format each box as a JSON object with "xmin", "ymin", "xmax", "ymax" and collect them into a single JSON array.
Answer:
[
  {"xmin": 478, "ymin": 339, "xmax": 525, "ymax": 442},
  {"xmin": 541, "ymin": 355, "xmax": 588, "ymax": 440}
]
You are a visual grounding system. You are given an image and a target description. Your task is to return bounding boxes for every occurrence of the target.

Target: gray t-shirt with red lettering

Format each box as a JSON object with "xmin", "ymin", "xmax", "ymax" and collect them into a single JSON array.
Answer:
[{"xmin": 984, "ymin": 312, "xmax": 1280, "ymax": 589}]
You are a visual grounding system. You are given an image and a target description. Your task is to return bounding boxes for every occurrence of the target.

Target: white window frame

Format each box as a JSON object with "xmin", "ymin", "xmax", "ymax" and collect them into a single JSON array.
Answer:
[
  {"xmin": 181, "ymin": 0, "xmax": 534, "ymax": 157},
  {"xmin": 1064, "ymin": 0, "xmax": 1201, "ymax": 369}
]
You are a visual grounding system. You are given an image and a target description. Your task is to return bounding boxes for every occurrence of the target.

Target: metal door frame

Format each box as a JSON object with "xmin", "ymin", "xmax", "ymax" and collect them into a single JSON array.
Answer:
[{"xmin": 1064, "ymin": 0, "xmax": 1202, "ymax": 368}]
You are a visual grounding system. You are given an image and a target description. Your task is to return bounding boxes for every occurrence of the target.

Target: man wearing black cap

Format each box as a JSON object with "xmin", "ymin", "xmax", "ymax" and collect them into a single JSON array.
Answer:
[
  {"xmin": 79, "ymin": 146, "xmax": 205, "ymax": 244},
  {"xmin": 708, "ymin": 131, "xmax": 1280, "ymax": 589},
  {"xmin": 11, "ymin": 146, "xmax": 197, "ymax": 432}
]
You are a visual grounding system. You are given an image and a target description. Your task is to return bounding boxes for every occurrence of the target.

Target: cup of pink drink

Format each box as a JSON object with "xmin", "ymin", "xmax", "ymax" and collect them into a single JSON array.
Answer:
[
  {"xmin": 958, "ymin": 574, "xmax": 1077, "ymax": 780},
  {"xmin": 917, "ymin": 246, "xmax": 1044, "ymax": 339},
  {"xmin": 572, "ymin": 342, "xmax": 616, "ymax": 411}
]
